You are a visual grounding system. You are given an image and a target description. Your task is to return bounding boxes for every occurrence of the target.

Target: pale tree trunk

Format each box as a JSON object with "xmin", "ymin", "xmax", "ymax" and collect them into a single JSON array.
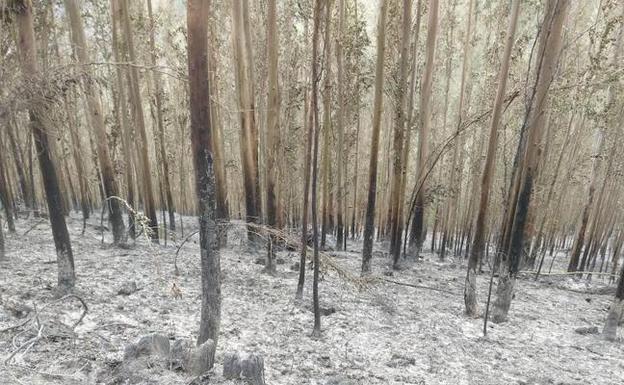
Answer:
[
  {"xmin": 320, "ymin": 0, "xmax": 332, "ymax": 249},
  {"xmin": 296, "ymin": 34, "xmax": 316, "ymax": 299},
  {"xmin": 231, "ymin": 0, "xmax": 262, "ymax": 246},
  {"xmin": 492, "ymin": 0, "xmax": 569, "ymax": 323},
  {"xmin": 408, "ymin": 0, "xmax": 439, "ymax": 257},
  {"xmin": 361, "ymin": 0, "xmax": 388, "ymax": 274},
  {"xmin": 310, "ymin": 0, "xmax": 325, "ymax": 338},
  {"xmin": 187, "ymin": 0, "xmax": 221, "ymax": 354},
  {"xmin": 388, "ymin": 0, "xmax": 412, "ymax": 269},
  {"xmin": 264, "ymin": 0, "xmax": 280, "ymax": 274},
  {"xmin": 147, "ymin": 0, "xmax": 176, "ymax": 232},
  {"xmin": 110, "ymin": 0, "xmax": 136, "ymax": 239},
  {"xmin": 64, "ymin": 0, "xmax": 126, "ymax": 244},
  {"xmin": 7, "ymin": 119, "xmax": 33, "ymax": 212},
  {"xmin": 465, "ymin": 0, "xmax": 519, "ymax": 317},
  {"xmin": 14, "ymin": 0, "xmax": 76, "ymax": 292},
  {"xmin": 207, "ymin": 22, "xmax": 230, "ymax": 242},
  {"xmin": 335, "ymin": 0, "xmax": 346, "ymax": 251},
  {"xmin": 0, "ymin": 134, "xmax": 16, "ymax": 233},
  {"xmin": 398, "ymin": 0, "xmax": 423, "ymax": 256},
  {"xmin": 119, "ymin": 0, "xmax": 159, "ymax": 242}
]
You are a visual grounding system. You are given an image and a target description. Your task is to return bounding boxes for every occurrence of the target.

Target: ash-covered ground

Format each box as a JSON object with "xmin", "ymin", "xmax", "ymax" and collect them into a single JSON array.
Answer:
[{"xmin": 1, "ymin": 213, "xmax": 623, "ymax": 384}]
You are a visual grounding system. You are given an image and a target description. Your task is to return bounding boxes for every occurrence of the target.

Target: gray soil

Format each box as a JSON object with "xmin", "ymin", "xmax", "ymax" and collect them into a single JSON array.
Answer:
[{"xmin": 1, "ymin": 214, "xmax": 623, "ymax": 384}]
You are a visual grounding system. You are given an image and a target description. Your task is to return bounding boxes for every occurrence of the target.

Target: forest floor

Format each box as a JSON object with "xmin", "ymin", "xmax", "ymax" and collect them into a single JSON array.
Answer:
[{"xmin": 1, "ymin": 213, "xmax": 623, "ymax": 385}]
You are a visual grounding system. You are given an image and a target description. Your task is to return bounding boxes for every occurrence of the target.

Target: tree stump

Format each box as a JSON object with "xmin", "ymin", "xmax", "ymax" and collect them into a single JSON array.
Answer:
[{"xmin": 223, "ymin": 352, "xmax": 265, "ymax": 385}]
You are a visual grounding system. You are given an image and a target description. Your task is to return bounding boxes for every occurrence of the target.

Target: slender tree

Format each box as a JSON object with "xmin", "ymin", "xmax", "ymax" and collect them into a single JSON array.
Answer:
[
  {"xmin": 361, "ymin": 0, "xmax": 388, "ymax": 274},
  {"xmin": 408, "ymin": 0, "xmax": 439, "ymax": 257},
  {"xmin": 119, "ymin": 0, "xmax": 159, "ymax": 242},
  {"xmin": 335, "ymin": 0, "xmax": 346, "ymax": 251},
  {"xmin": 187, "ymin": 0, "xmax": 221, "ymax": 352},
  {"xmin": 492, "ymin": 0, "xmax": 569, "ymax": 323},
  {"xmin": 147, "ymin": 0, "xmax": 176, "ymax": 232},
  {"xmin": 231, "ymin": 0, "xmax": 262, "ymax": 246},
  {"xmin": 264, "ymin": 0, "xmax": 280, "ymax": 274},
  {"xmin": 388, "ymin": 0, "xmax": 412, "ymax": 268},
  {"xmin": 13, "ymin": 0, "xmax": 75, "ymax": 292},
  {"xmin": 465, "ymin": 0, "xmax": 519, "ymax": 316},
  {"xmin": 310, "ymin": 0, "xmax": 325, "ymax": 338},
  {"xmin": 64, "ymin": 0, "xmax": 126, "ymax": 244}
]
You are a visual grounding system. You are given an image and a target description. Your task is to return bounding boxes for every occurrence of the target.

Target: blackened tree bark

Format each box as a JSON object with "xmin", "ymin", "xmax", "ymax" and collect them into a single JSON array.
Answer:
[
  {"xmin": 408, "ymin": 0, "xmax": 439, "ymax": 257},
  {"xmin": 14, "ymin": 0, "xmax": 75, "ymax": 292},
  {"xmin": 264, "ymin": 0, "xmax": 280, "ymax": 275},
  {"xmin": 492, "ymin": 0, "xmax": 569, "ymax": 323},
  {"xmin": 361, "ymin": 0, "xmax": 388, "ymax": 275},
  {"xmin": 187, "ymin": 0, "xmax": 221, "ymax": 352},
  {"xmin": 388, "ymin": 0, "xmax": 412, "ymax": 268},
  {"xmin": 310, "ymin": 0, "xmax": 324, "ymax": 339},
  {"xmin": 603, "ymin": 261, "xmax": 624, "ymax": 340}
]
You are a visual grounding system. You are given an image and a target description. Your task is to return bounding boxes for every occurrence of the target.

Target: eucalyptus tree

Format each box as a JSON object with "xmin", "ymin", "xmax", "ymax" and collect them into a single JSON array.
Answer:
[
  {"xmin": 187, "ymin": 0, "xmax": 222, "ymax": 353},
  {"xmin": 13, "ymin": 0, "xmax": 75, "ymax": 292}
]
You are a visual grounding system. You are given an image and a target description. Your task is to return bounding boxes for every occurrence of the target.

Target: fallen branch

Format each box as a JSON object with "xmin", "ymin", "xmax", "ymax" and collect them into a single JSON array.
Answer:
[
  {"xmin": 378, "ymin": 278, "xmax": 458, "ymax": 295},
  {"xmin": 4, "ymin": 295, "xmax": 88, "ymax": 364}
]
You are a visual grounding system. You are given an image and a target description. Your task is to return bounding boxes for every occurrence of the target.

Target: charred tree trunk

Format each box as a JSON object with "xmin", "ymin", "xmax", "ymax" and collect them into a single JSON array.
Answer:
[
  {"xmin": 408, "ymin": 0, "xmax": 439, "ymax": 257},
  {"xmin": 264, "ymin": 0, "xmax": 280, "ymax": 274},
  {"xmin": 14, "ymin": 0, "xmax": 76, "ymax": 292},
  {"xmin": 361, "ymin": 0, "xmax": 388, "ymax": 274},
  {"xmin": 492, "ymin": 0, "xmax": 569, "ymax": 323},
  {"xmin": 187, "ymin": 0, "xmax": 221, "ymax": 354}
]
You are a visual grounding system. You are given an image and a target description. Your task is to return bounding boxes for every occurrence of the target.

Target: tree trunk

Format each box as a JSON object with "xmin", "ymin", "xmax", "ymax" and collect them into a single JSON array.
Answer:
[
  {"xmin": 264, "ymin": 0, "xmax": 280, "ymax": 274},
  {"xmin": 492, "ymin": 0, "xmax": 569, "ymax": 323},
  {"xmin": 320, "ymin": 0, "xmax": 332, "ymax": 249},
  {"xmin": 408, "ymin": 0, "xmax": 439, "ymax": 257},
  {"xmin": 388, "ymin": 0, "xmax": 412, "ymax": 269},
  {"xmin": 147, "ymin": 0, "xmax": 176, "ymax": 232},
  {"xmin": 110, "ymin": 0, "xmax": 136, "ymax": 239},
  {"xmin": 119, "ymin": 0, "xmax": 159, "ymax": 242},
  {"xmin": 187, "ymin": 0, "xmax": 221, "ymax": 354},
  {"xmin": 465, "ymin": 0, "xmax": 519, "ymax": 316},
  {"xmin": 64, "ymin": 0, "xmax": 126, "ymax": 244},
  {"xmin": 361, "ymin": 0, "xmax": 388, "ymax": 275},
  {"xmin": 14, "ymin": 0, "xmax": 76, "ymax": 292},
  {"xmin": 310, "ymin": 0, "xmax": 325, "ymax": 338},
  {"xmin": 231, "ymin": 0, "xmax": 262, "ymax": 247},
  {"xmin": 335, "ymin": 0, "xmax": 346, "ymax": 251}
]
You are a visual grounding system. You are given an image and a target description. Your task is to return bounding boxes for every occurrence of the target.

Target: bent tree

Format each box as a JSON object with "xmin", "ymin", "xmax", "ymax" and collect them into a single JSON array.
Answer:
[
  {"xmin": 187, "ymin": 0, "xmax": 221, "ymax": 352},
  {"xmin": 14, "ymin": 0, "xmax": 75, "ymax": 292}
]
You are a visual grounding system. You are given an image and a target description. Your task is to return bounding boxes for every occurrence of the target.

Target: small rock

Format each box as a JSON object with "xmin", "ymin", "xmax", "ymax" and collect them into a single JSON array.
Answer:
[
  {"xmin": 3, "ymin": 300, "xmax": 33, "ymax": 319},
  {"xmin": 118, "ymin": 281, "xmax": 138, "ymax": 296},
  {"xmin": 321, "ymin": 307, "xmax": 336, "ymax": 316},
  {"xmin": 383, "ymin": 271, "xmax": 393, "ymax": 277},
  {"xmin": 124, "ymin": 333, "xmax": 170, "ymax": 360},
  {"xmin": 188, "ymin": 339, "xmax": 215, "ymax": 376},
  {"xmin": 254, "ymin": 257, "xmax": 266, "ymax": 265},
  {"xmin": 290, "ymin": 262, "xmax": 300, "ymax": 271},
  {"xmin": 575, "ymin": 326, "xmax": 599, "ymax": 335}
]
